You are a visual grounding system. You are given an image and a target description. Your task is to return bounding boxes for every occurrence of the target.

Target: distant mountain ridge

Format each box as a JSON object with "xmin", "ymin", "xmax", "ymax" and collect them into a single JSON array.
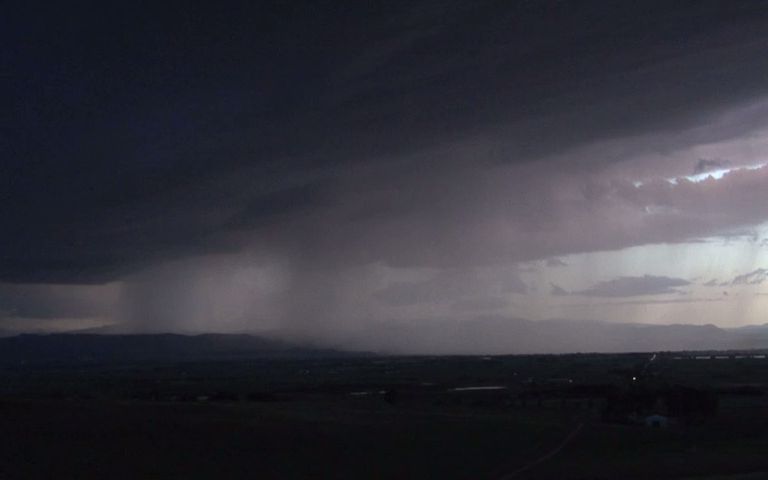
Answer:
[
  {"xmin": 2, "ymin": 320, "xmax": 768, "ymax": 362},
  {"xmin": 340, "ymin": 318, "xmax": 768, "ymax": 355},
  {"xmin": 0, "ymin": 333, "xmax": 362, "ymax": 365}
]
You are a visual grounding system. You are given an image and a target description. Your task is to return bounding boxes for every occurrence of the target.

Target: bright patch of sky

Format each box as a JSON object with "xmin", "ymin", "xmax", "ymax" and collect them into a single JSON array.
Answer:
[
  {"xmin": 522, "ymin": 222, "xmax": 768, "ymax": 326},
  {"xmin": 632, "ymin": 162, "xmax": 768, "ymax": 187},
  {"xmin": 671, "ymin": 163, "xmax": 767, "ymax": 184}
]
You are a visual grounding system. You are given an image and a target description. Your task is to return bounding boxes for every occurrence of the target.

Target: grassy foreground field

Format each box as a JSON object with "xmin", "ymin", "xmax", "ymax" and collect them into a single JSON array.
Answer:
[
  {"xmin": 3, "ymin": 352, "xmax": 768, "ymax": 479},
  {"xmin": 3, "ymin": 397, "xmax": 768, "ymax": 479},
  {"xmin": 0, "ymin": 399, "xmax": 574, "ymax": 479}
]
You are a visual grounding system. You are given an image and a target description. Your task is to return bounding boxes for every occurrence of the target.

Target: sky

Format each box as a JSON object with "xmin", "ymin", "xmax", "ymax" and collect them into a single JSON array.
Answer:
[{"xmin": 3, "ymin": 1, "xmax": 768, "ymax": 352}]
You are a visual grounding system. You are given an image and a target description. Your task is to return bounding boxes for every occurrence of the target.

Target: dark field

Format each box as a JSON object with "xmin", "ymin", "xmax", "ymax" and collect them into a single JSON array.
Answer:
[{"xmin": 3, "ymin": 352, "xmax": 768, "ymax": 479}]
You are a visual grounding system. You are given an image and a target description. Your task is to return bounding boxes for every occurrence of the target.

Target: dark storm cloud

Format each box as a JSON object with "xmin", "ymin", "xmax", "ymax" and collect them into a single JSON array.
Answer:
[
  {"xmin": 6, "ymin": 1, "xmax": 768, "ymax": 345},
  {"xmin": 694, "ymin": 158, "xmax": 731, "ymax": 175},
  {"xmin": 4, "ymin": 1, "xmax": 768, "ymax": 285},
  {"xmin": 574, "ymin": 275, "xmax": 691, "ymax": 298}
]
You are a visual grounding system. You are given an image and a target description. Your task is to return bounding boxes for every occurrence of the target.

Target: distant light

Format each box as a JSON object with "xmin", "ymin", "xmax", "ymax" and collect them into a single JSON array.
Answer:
[
  {"xmin": 632, "ymin": 376, "xmax": 637, "ymax": 381},
  {"xmin": 679, "ymin": 163, "xmax": 766, "ymax": 184},
  {"xmin": 686, "ymin": 169, "xmax": 726, "ymax": 182},
  {"xmin": 632, "ymin": 163, "xmax": 766, "ymax": 188}
]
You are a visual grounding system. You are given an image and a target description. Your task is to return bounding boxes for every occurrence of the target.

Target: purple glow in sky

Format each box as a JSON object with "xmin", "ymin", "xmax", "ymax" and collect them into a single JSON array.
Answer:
[{"xmin": 3, "ymin": 1, "xmax": 768, "ymax": 352}]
